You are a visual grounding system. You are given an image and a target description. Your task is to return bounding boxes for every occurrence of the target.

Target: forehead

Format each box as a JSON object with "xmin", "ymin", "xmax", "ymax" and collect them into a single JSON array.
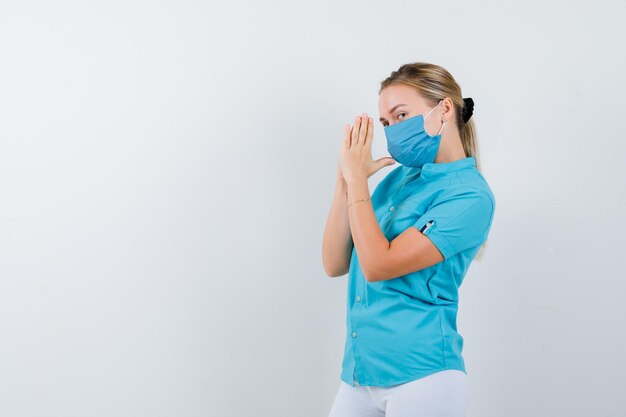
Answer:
[{"xmin": 378, "ymin": 84, "xmax": 428, "ymax": 113}]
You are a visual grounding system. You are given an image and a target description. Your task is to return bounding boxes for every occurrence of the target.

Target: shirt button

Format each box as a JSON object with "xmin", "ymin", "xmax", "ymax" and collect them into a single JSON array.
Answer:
[
  {"xmin": 356, "ymin": 296, "xmax": 361, "ymax": 302},
  {"xmin": 352, "ymin": 331, "xmax": 357, "ymax": 338},
  {"xmin": 389, "ymin": 206, "xmax": 395, "ymax": 211}
]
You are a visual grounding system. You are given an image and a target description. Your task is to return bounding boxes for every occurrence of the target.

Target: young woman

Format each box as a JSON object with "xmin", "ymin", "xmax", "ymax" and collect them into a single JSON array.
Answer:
[{"xmin": 322, "ymin": 62, "xmax": 496, "ymax": 417}]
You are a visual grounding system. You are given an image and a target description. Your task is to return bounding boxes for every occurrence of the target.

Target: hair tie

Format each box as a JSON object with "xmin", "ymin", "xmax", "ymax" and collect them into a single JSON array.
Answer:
[{"xmin": 462, "ymin": 97, "xmax": 474, "ymax": 123}]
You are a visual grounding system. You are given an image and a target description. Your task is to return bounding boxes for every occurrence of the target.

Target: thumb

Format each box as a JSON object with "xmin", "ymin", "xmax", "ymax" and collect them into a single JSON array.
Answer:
[{"xmin": 376, "ymin": 157, "xmax": 397, "ymax": 169}]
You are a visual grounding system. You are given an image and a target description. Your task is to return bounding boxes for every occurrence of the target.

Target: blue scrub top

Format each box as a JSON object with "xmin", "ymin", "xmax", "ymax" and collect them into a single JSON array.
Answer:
[{"xmin": 340, "ymin": 156, "xmax": 496, "ymax": 387}]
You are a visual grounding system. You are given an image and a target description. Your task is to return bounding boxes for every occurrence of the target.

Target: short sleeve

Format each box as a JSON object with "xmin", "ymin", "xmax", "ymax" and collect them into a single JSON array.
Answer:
[{"xmin": 413, "ymin": 188, "xmax": 495, "ymax": 260}]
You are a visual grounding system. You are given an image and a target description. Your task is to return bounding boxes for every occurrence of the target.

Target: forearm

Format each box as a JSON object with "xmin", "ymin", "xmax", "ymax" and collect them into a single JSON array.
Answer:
[
  {"xmin": 346, "ymin": 176, "xmax": 389, "ymax": 282},
  {"xmin": 322, "ymin": 176, "xmax": 353, "ymax": 277}
]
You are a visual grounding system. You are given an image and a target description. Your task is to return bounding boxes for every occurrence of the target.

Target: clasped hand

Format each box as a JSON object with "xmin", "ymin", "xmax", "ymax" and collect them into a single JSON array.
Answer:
[{"xmin": 338, "ymin": 112, "xmax": 396, "ymax": 184}]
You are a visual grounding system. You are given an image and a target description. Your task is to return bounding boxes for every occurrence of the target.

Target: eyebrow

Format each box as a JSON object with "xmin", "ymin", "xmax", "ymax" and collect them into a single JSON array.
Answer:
[{"xmin": 379, "ymin": 103, "xmax": 408, "ymax": 122}]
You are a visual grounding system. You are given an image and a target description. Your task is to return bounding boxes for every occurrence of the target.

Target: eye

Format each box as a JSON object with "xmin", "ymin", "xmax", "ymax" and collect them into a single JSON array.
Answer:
[{"xmin": 382, "ymin": 112, "xmax": 408, "ymax": 127}]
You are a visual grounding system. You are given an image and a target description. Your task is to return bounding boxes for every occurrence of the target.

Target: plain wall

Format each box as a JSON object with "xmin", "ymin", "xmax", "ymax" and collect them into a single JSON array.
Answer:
[{"xmin": 0, "ymin": 1, "xmax": 624, "ymax": 416}]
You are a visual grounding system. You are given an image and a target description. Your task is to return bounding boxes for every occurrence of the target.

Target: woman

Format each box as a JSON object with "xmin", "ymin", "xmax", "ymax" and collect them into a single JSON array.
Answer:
[{"xmin": 322, "ymin": 62, "xmax": 496, "ymax": 417}]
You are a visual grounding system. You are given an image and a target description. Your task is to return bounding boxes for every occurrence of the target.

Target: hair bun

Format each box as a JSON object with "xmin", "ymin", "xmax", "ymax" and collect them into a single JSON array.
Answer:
[{"xmin": 462, "ymin": 97, "xmax": 474, "ymax": 123}]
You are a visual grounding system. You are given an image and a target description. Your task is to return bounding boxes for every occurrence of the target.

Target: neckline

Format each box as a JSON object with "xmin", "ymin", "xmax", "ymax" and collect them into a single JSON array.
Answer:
[
  {"xmin": 403, "ymin": 156, "xmax": 477, "ymax": 179},
  {"xmin": 422, "ymin": 156, "xmax": 476, "ymax": 174}
]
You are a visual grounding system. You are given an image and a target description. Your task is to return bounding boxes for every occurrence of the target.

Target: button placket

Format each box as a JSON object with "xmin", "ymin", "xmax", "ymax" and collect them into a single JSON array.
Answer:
[{"xmin": 389, "ymin": 177, "xmax": 413, "ymax": 213}]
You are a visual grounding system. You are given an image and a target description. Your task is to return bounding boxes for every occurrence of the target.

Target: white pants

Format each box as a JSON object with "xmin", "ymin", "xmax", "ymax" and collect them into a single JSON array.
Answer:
[{"xmin": 327, "ymin": 370, "xmax": 468, "ymax": 417}]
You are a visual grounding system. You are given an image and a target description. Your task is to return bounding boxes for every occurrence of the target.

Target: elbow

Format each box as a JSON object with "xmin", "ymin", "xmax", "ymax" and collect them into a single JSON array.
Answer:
[
  {"xmin": 361, "ymin": 264, "xmax": 381, "ymax": 283},
  {"xmin": 323, "ymin": 266, "xmax": 341, "ymax": 278},
  {"xmin": 361, "ymin": 241, "xmax": 390, "ymax": 282},
  {"xmin": 361, "ymin": 247, "xmax": 389, "ymax": 283},
  {"xmin": 322, "ymin": 259, "xmax": 348, "ymax": 278},
  {"xmin": 322, "ymin": 261, "xmax": 334, "ymax": 278},
  {"xmin": 363, "ymin": 272, "xmax": 377, "ymax": 283},
  {"xmin": 325, "ymin": 268, "xmax": 348, "ymax": 278}
]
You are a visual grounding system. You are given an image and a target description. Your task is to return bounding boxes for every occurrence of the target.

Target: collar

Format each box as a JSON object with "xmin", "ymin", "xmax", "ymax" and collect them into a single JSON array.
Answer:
[{"xmin": 403, "ymin": 156, "xmax": 477, "ymax": 180}]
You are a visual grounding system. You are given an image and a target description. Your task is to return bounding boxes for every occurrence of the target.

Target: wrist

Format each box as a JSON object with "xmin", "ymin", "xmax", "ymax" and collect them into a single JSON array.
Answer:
[
  {"xmin": 346, "ymin": 175, "xmax": 368, "ymax": 188},
  {"xmin": 336, "ymin": 175, "xmax": 348, "ymax": 193}
]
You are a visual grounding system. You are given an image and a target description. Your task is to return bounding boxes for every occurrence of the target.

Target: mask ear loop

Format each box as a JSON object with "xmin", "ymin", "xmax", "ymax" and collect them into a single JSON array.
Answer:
[
  {"xmin": 437, "ymin": 120, "xmax": 446, "ymax": 135},
  {"xmin": 424, "ymin": 100, "xmax": 441, "ymax": 120},
  {"xmin": 428, "ymin": 100, "xmax": 446, "ymax": 136}
]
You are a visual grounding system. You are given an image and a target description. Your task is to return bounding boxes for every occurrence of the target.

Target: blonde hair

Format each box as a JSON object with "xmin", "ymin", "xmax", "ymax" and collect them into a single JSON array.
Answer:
[{"xmin": 379, "ymin": 62, "xmax": 489, "ymax": 260}]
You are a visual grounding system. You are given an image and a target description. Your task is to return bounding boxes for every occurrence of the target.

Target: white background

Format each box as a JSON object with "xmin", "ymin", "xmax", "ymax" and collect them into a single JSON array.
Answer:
[{"xmin": 1, "ymin": 1, "xmax": 624, "ymax": 416}]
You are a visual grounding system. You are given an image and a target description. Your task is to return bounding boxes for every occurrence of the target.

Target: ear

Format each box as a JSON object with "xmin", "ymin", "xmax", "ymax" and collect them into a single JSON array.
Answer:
[{"xmin": 441, "ymin": 97, "xmax": 455, "ymax": 121}]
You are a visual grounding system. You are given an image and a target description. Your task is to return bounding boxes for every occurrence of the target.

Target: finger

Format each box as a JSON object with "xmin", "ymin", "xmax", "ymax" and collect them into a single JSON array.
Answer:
[
  {"xmin": 364, "ymin": 117, "xmax": 374, "ymax": 147},
  {"xmin": 358, "ymin": 114, "xmax": 368, "ymax": 146},
  {"xmin": 381, "ymin": 157, "xmax": 396, "ymax": 166},
  {"xmin": 351, "ymin": 115, "xmax": 360, "ymax": 146},
  {"xmin": 343, "ymin": 124, "xmax": 351, "ymax": 149},
  {"xmin": 375, "ymin": 157, "xmax": 397, "ymax": 171}
]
